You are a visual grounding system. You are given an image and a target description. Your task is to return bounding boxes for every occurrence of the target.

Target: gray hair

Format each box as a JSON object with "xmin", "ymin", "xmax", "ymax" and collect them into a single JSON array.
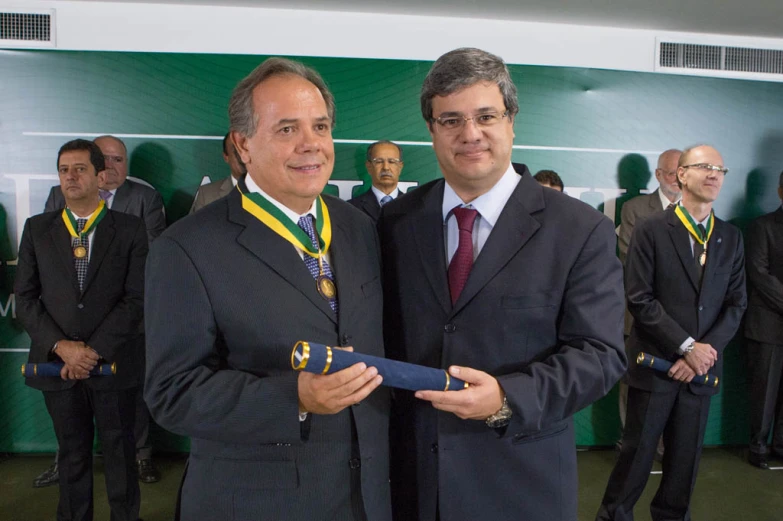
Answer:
[
  {"xmin": 420, "ymin": 48, "xmax": 519, "ymax": 124},
  {"xmin": 228, "ymin": 57, "xmax": 336, "ymax": 137},
  {"xmin": 366, "ymin": 140, "xmax": 403, "ymax": 162}
]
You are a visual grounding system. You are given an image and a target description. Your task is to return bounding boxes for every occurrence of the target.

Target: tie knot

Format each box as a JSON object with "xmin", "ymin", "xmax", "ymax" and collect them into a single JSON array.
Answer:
[
  {"xmin": 667, "ymin": 203, "xmax": 676, "ymax": 210},
  {"xmin": 76, "ymin": 218, "xmax": 88, "ymax": 233},
  {"xmin": 99, "ymin": 189, "xmax": 113, "ymax": 202},
  {"xmin": 380, "ymin": 195, "xmax": 393, "ymax": 207},
  {"xmin": 451, "ymin": 207, "xmax": 479, "ymax": 232},
  {"xmin": 697, "ymin": 223, "xmax": 706, "ymax": 236}
]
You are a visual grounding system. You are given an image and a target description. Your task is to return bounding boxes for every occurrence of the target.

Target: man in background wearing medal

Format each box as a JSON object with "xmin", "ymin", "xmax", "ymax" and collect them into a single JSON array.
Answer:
[
  {"xmin": 144, "ymin": 58, "xmax": 390, "ymax": 521},
  {"xmin": 595, "ymin": 144, "xmax": 747, "ymax": 521},
  {"xmin": 15, "ymin": 139, "xmax": 148, "ymax": 521}
]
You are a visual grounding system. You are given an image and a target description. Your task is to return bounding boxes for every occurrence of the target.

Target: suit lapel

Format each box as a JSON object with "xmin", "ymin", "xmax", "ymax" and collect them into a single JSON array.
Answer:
[
  {"xmin": 328, "ymin": 207, "xmax": 359, "ymax": 325},
  {"xmin": 228, "ymin": 191, "xmax": 336, "ymax": 324},
  {"xmin": 667, "ymin": 210, "xmax": 700, "ymax": 292},
  {"xmin": 451, "ymin": 174, "xmax": 543, "ymax": 316},
  {"xmin": 701, "ymin": 219, "xmax": 724, "ymax": 283},
  {"xmin": 49, "ymin": 216, "xmax": 81, "ymax": 294},
  {"xmin": 360, "ymin": 191, "xmax": 381, "ymax": 221},
  {"xmin": 111, "ymin": 182, "xmax": 131, "ymax": 213},
  {"xmin": 412, "ymin": 181, "xmax": 451, "ymax": 315},
  {"xmin": 82, "ymin": 213, "xmax": 116, "ymax": 294}
]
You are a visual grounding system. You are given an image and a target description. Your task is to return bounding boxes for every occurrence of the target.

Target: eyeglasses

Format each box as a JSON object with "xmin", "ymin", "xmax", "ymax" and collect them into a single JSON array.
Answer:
[
  {"xmin": 431, "ymin": 111, "xmax": 510, "ymax": 133},
  {"xmin": 369, "ymin": 158, "xmax": 403, "ymax": 166},
  {"xmin": 683, "ymin": 163, "xmax": 729, "ymax": 175}
]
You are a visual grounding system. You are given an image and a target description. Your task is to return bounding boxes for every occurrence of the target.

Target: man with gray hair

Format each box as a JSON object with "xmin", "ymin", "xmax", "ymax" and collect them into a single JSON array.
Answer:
[
  {"xmin": 380, "ymin": 47, "xmax": 626, "ymax": 521},
  {"xmin": 144, "ymin": 58, "xmax": 391, "ymax": 521},
  {"xmin": 349, "ymin": 140, "xmax": 405, "ymax": 222}
]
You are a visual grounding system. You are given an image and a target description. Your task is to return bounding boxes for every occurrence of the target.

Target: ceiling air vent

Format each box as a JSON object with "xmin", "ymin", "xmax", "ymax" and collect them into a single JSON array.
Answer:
[
  {"xmin": 657, "ymin": 40, "xmax": 783, "ymax": 81},
  {"xmin": 0, "ymin": 9, "xmax": 55, "ymax": 47}
]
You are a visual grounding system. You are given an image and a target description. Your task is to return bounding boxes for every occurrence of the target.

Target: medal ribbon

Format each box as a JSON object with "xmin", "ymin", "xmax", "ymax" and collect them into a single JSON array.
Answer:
[
  {"xmin": 61, "ymin": 200, "xmax": 107, "ymax": 239},
  {"xmin": 239, "ymin": 188, "xmax": 332, "ymax": 259},
  {"xmin": 674, "ymin": 205, "xmax": 714, "ymax": 245}
]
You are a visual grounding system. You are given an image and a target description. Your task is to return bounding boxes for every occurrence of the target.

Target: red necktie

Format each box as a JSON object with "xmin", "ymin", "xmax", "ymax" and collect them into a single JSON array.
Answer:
[{"xmin": 448, "ymin": 207, "xmax": 479, "ymax": 305}]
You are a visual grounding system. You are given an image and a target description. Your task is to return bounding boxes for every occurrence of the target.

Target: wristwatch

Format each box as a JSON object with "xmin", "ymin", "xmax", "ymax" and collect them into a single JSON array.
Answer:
[
  {"xmin": 681, "ymin": 342, "xmax": 695, "ymax": 355},
  {"xmin": 485, "ymin": 396, "xmax": 513, "ymax": 428}
]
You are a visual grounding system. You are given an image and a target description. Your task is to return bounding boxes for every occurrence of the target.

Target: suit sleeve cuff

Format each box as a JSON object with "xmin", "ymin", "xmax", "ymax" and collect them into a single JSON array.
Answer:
[{"xmin": 677, "ymin": 336, "xmax": 695, "ymax": 355}]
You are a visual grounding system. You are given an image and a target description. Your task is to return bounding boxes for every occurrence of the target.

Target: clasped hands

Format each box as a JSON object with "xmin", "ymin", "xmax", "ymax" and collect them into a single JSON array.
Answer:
[
  {"xmin": 668, "ymin": 342, "xmax": 717, "ymax": 383},
  {"xmin": 55, "ymin": 340, "xmax": 100, "ymax": 380}
]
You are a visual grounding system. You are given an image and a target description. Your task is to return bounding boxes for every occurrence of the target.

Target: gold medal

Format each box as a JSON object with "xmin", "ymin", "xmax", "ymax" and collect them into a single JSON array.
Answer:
[
  {"xmin": 699, "ymin": 251, "xmax": 706, "ymax": 266},
  {"xmin": 73, "ymin": 245, "xmax": 87, "ymax": 259},
  {"xmin": 317, "ymin": 275, "xmax": 337, "ymax": 300}
]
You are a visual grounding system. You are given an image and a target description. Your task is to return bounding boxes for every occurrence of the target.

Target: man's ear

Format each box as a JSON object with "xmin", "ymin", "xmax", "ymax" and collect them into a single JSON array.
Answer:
[
  {"xmin": 97, "ymin": 169, "xmax": 107, "ymax": 188},
  {"xmin": 231, "ymin": 131, "xmax": 251, "ymax": 165}
]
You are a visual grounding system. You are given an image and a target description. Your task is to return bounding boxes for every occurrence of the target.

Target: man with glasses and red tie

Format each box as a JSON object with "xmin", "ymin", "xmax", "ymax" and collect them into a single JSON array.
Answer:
[
  {"xmin": 349, "ymin": 140, "xmax": 405, "ymax": 222},
  {"xmin": 379, "ymin": 47, "xmax": 627, "ymax": 521},
  {"xmin": 595, "ymin": 145, "xmax": 746, "ymax": 521}
]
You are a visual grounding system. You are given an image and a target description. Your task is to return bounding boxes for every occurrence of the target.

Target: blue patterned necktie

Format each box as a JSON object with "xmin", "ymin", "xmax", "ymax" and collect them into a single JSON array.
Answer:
[
  {"xmin": 74, "ymin": 218, "xmax": 89, "ymax": 291},
  {"xmin": 297, "ymin": 215, "xmax": 339, "ymax": 316},
  {"xmin": 380, "ymin": 195, "xmax": 393, "ymax": 207}
]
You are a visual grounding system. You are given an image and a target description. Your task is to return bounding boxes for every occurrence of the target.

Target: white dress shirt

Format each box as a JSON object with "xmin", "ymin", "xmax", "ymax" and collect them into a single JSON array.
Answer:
[{"xmin": 442, "ymin": 163, "xmax": 521, "ymax": 264}]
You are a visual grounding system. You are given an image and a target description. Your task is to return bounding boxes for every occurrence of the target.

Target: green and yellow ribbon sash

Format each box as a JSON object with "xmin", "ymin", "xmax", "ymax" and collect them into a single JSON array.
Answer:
[
  {"xmin": 674, "ymin": 205, "xmax": 714, "ymax": 245},
  {"xmin": 239, "ymin": 188, "xmax": 332, "ymax": 259},
  {"xmin": 61, "ymin": 200, "xmax": 107, "ymax": 239}
]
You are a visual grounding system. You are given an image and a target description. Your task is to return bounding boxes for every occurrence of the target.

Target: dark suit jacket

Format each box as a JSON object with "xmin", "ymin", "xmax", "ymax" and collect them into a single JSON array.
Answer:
[
  {"xmin": 744, "ymin": 207, "xmax": 783, "ymax": 344},
  {"xmin": 144, "ymin": 186, "xmax": 391, "ymax": 521},
  {"xmin": 379, "ymin": 167, "xmax": 626, "ymax": 521},
  {"xmin": 15, "ymin": 210, "xmax": 148, "ymax": 391},
  {"xmin": 349, "ymin": 188, "xmax": 382, "ymax": 222},
  {"xmin": 190, "ymin": 177, "xmax": 234, "ymax": 214},
  {"xmin": 45, "ymin": 179, "xmax": 166, "ymax": 243},
  {"xmin": 625, "ymin": 207, "xmax": 747, "ymax": 396},
  {"xmin": 618, "ymin": 190, "xmax": 666, "ymax": 334}
]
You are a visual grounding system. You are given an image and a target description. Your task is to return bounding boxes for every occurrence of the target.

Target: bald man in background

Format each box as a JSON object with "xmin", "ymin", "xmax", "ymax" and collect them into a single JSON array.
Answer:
[{"xmin": 615, "ymin": 149, "xmax": 681, "ymax": 457}]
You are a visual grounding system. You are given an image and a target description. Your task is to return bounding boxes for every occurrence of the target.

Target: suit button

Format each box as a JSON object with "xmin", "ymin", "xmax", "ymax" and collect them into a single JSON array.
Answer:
[
  {"xmin": 430, "ymin": 443, "xmax": 438, "ymax": 453},
  {"xmin": 341, "ymin": 334, "xmax": 350, "ymax": 346},
  {"xmin": 77, "ymin": 303, "xmax": 84, "ymax": 309},
  {"xmin": 698, "ymin": 305, "xmax": 703, "ymax": 311},
  {"xmin": 444, "ymin": 324, "xmax": 456, "ymax": 333},
  {"xmin": 349, "ymin": 458, "xmax": 361, "ymax": 469}
]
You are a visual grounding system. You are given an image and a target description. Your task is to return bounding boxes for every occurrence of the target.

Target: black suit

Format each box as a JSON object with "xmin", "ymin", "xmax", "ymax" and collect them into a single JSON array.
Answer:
[
  {"xmin": 144, "ymin": 183, "xmax": 391, "ymax": 521},
  {"xmin": 745, "ymin": 207, "xmax": 783, "ymax": 457},
  {"xmin": 380, "ymin": 167, "xmax": 626, "ymax": 521},
  {"xmin": 597, "ymin": 207, "xmax": 746, "ymax": 521},
  {"xmin": 349, "ymin": 188, "xmax": 393, "ymax": 222},
  {"xmin": 46, "ymin": 179, "xmax": 166, "ymax": 243},
  {"xmin": 46, "ymin": 178, "xmax": 165, "ymax": 461},
  {"xmin": 15, "ymin": 209, "xmax": 148, "ymax": 521}
]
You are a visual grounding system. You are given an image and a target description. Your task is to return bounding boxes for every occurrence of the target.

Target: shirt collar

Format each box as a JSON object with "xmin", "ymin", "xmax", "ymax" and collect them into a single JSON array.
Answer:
[
  {"xmin": 231, "ymin": 176, "xmax": 238, "ymax": 187},
  {"xmin": 442, "ymin": 163, "xmax": 520, "ymax": 224},
  {"xmin": 657, "ymin": 188, "xmax": 680, "ymax": 210},
  {"xmin": 371, "ymin": 185, "xmax": 399, "ymax": 203},
  {"xmin": 244, "ymin": 173, "xmax": 317, "ymax": 224}
]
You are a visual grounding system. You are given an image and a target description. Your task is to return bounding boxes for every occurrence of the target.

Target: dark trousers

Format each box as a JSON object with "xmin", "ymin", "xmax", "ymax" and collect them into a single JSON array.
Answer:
[
  {"xmin": 747, "ymin": 340, "xmax": 783, "ymax": 456},
  {"xmin": 44, "ymin": 384, "xmax": 140, "ymax": 521},
  {"xmin": 596, "ymin": 385, "xmax": 710, "ymax": 521},
  {"xmin": 134, "ymin": 387, "xmax": 152, "ymax": 460}
]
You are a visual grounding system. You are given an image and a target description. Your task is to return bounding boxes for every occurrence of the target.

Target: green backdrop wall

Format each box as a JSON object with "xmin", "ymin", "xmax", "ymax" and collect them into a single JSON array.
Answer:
[{"xmin": 1, "ymin": 50, "xmax": 782, "ymax": 452}]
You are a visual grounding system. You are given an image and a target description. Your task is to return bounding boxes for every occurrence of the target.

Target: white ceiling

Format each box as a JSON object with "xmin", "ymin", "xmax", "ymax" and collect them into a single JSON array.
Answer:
[{"xmin": 52, "ymin": 0, "xmax": 783, "ymax": 39}]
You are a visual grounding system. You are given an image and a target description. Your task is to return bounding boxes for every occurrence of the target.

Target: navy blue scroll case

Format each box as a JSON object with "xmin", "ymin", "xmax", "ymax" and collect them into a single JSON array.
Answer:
[
  {"xmin": 21, "ymin": 362, "xmax": 116, "ymax": 378},
  {"xmin": 291, "ymin": 341, "xmax": 468, "ymax": 392},
  {"xmin": 636, "ymin": 353, "xmax": 718, "ymax": 387}
]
